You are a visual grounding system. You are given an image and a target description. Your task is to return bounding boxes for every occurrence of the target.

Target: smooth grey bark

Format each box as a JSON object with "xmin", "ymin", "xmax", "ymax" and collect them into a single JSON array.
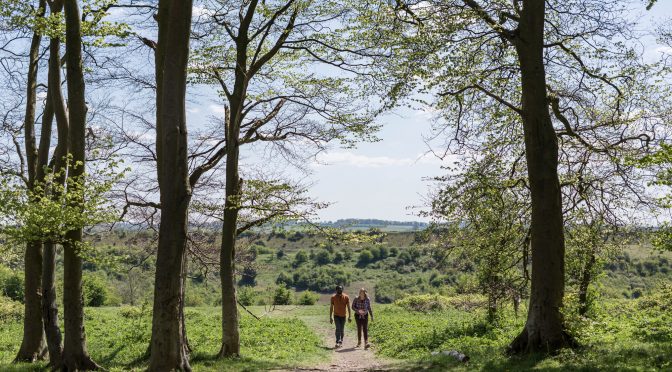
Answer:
[
  {"xmin": 15, "ymin": 0, "xmax": 48, "ymax": 362},
  {"xmin": 41, "ymin": 11, "xmax": 66, "ymax": 363},
  {"xmin": 508, "ymin": 0, "xmax": 572, "ymax": 354},
  {"xmin": 148, "ymin": 0, "xmax": 194, "ymax": 370},
  {"xmin": 61, "ymin": 0, "xmax": 100, "ymax": 369}
]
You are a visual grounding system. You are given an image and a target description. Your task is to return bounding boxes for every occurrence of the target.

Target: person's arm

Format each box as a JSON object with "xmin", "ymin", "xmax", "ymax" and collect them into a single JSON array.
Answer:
[
  {"xmin": 330, "ymin": 299, "xmax": 334, "ymax": 324},
  {"xmin": 347, "ymin": 296, "xmax": 352, "ymax": 322},
  {"xmin": 368, "ymin": 300, "xmax": 374, "ymax": 322}
]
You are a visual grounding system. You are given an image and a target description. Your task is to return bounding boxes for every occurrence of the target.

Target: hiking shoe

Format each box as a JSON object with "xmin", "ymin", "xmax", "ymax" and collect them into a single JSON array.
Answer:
[
  {"xmin": 356, "ymin": 342, "xmax": 361, "ymax": 348},
  {"xmin": 365, "ymin": 343, "xmax": 371, "ymax": 349}
]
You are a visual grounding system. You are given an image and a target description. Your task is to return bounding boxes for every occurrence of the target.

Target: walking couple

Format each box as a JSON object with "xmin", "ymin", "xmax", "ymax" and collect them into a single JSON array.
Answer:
[{"xmin": 329, "ymin": 285, "xmax": 374, "ymax": 349}]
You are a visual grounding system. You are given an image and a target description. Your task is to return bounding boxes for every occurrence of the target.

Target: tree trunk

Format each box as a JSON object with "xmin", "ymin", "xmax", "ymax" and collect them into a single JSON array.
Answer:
[
  {"xmin": 508, "ymin": 0, "xmax": 572, "ymax": 354},
  {"xmin": 148, "ymin": 0, "xmax": 194, "ymax": 370},
  {"xmin": 219, "ymin": 87, "xmax": 244, "ymax": 357},
  {"xmin": 42, "ymin": 242, "xmax": 63, "ymax": 367},
  {"xmin": 16, "ymin": 243, "xmax": 47, "ymax": 362},
  {"xmin": 61, "ymin": 0, "xmax": 100, "ymax": 369},
  {"xmin": 15, "ymin": 0, "xmax": 48, "ymax": 362},
  {"xmin": 41, "ymin": 4, "xmax": 67, "ymax": 364},
  {"xmin": 578, "ymin": 251, "xmax": 596, "ymax": 316}
]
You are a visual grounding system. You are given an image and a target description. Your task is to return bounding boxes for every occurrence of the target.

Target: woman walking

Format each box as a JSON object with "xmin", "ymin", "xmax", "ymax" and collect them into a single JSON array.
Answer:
[{"xmin": 352, "ymin": 288, "xmax": 374, "ymax": 348}]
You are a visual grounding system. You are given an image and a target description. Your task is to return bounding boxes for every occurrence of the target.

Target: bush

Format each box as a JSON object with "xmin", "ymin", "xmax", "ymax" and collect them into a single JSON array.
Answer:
[
  {"xmin": 83, "ymin": 274, "xmax": 110, "ymax": 307},
  {"xmin": 238, "ymin": 266, "xmax": 258, "ymax": 287},
  {"xmin": 297, "ymin": 291, "xmax": 319, "ymax": 305},
  {"xmin": 119, "ymin": 305, "xmax": 145, "ymax": 319},
  {"xmin": 357, "ymin": 250, "xmax": 374, "ymax": 267},
  {"xmin": 238, "ymin": 287, "xmax": 257, "ymax": 306},
  {"xmin": 276, "ymin": 249, "xmax": 285, "ymax": 259},
  {"xmin": 273, "ymin": 286, "xmax": 293, "ymax": 305},
  {"xmin": 0, "ymin": 295, "xmax": 22, "ymax": 323},
  {"xmin": 314, "ymin": 250, "xmax": 332, "ymax": 266},
  {"xmin": 333, "ymin": 251, "xmax": 344, "ymax": 264},
  {"xmin": 276, "ymin": 271, "xmax": 294, "ymax": 287},
  {"xmin": 2, "ymin": 273, "xmax": 24, "ymax": 303},
  {"xmin": 293, "ymin": 250, "xmax": 309, "ymax": 267},
  {"xmin": 395, "ymin": 294, "xmax": 451, "ymax": 312},
  {"xmin": 293, "ymin": 265, "xmax": 350, "ymax": 292}
]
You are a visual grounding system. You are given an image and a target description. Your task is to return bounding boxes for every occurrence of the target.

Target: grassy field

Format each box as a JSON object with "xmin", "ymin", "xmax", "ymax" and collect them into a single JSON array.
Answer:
[
  {"xmin": 1, "ymin": 295, "xmax": 671, "ymax": 371},
  {"xmin": 371, "ymin": 298, "xmax": 672, "ymax": 371},
  {"xmin": 0, "ymin": 305, "xmax": 329, "ymax": 371}
]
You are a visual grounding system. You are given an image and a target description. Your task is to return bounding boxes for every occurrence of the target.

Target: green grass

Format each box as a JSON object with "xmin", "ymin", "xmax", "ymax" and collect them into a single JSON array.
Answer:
[
  {"xmin": 371, "ymin": 300, "xmax": 672, "ymax": 371},
  {"xmin": 0, "ymin": 306, "xmax": 329, "ymax": 371}
]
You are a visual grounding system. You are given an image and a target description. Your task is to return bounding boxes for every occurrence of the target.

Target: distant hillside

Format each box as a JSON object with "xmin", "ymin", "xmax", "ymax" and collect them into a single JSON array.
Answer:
[{"xmin": 320, "ymin": 219, "xmax": 428, "ymax": 231}]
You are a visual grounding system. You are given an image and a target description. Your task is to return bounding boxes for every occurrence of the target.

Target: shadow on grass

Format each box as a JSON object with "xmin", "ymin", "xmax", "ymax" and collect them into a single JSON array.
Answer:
[{"xmin": 189, "ymin": 352, "xmax": 292, "ymax": 371}]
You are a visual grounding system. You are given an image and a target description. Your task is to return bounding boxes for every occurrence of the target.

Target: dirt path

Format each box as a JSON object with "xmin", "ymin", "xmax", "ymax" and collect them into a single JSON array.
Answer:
[{"xmin": 294, "ymin": 315, "xmax": 396, "ymax": 372}]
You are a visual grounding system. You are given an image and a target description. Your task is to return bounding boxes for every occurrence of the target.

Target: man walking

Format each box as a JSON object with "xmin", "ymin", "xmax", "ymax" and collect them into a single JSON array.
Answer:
[{"xmin": 329, "ymin": 285, "xmax": 351, "ymax": 348}]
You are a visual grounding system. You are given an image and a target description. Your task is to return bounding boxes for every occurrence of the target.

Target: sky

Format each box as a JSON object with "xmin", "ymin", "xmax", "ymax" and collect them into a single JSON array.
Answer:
[{"xmin": 181, "ymin": 2, "xmax": 672, "ymax": 223}]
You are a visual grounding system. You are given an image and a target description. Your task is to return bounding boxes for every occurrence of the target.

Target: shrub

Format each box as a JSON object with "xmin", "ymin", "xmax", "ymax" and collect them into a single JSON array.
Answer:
[
  {"xmin": 314, "ymin": 250, "xmax": 332, "ymax": 266},
  {"xmin": 238, "ymin": 287, "xmax": 257, "ymax": 306},
  {"xmin": 83, "ymin": 274, "xmax": 110, "ymax": 307},
  {"xmin": 0, "ymin": 295, "xmax": 22, "ymax": 323},
  {"xmin": 273, "ymin": 286, "xmax": 293, "ymax": 305},
  {"xmin": 119, "ymin": 305, "xmax": 145, "ymax": 319},
  {"xmin": 276, "ymin": 249, "xmax": 285, "ymax": 259},
  {"xmin": 238, "ymin": 266, "xmax": 258, "ymax": 287},
  {"xmin": 357, "ymin": 250, "xmax": 374, "ymax": 267},
  {"xmin": 333, "ymin": 251, "xmax": 345, "ymax": 264},
  {"xmin": 292, "ymin": 265, "xmax": 350, "ymax": 292},
  {"xmin": 293, "ymin": 250, "xmax": 309, "ymax": 267},
  {"xmin": 396, "ymin": 294, "xmax": 451, "ymax": 312},
  {"xmin": 276, "ymin": 272, "xmax": 294, "ymax": 287},
  {"xmin": 2, "ymin": 273, "xmax": 24, "ymax": 303},
  {"xmin": 297, "ymin": 291, "xmax": 319, "ymax": 305}
]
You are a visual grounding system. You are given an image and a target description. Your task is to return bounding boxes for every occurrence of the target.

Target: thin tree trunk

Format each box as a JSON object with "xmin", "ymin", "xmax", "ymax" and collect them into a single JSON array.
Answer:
[
  {"xmin": 148, "ymin": 0, "xmax": 194, "ymax": 370},
  {"xmin": 15, "ymin": 0, "xmax": 48, "ymax": 362},
  {"xmin": 578, "ymin": 251, "xmax": 596, "ymax": 316},
  {"xmin": 61, "ymin": 0, "xmax": 99, "ymax": 369},
  {"xmin": 41, "ymin": 5, "xmax": 67, "ymax": 363},
  {"xmin": 508, "ymin": 0, "xmax": 572, "ymax": 354},
  {"xmin": 219, "ymin": 80, "xmax": 244, "ymax": 357},
  {"xmin": 42, "ymin": 242, "xmax": 63, "ymax": 367}
]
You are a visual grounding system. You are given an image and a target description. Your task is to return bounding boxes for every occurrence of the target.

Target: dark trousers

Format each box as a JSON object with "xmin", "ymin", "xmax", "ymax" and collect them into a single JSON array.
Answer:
[
  {"xmin": 356, "ymin": 316, "xmax": 368, "ymax": 343},
  {"xmin": 334, "ymin": 316, "xmax": 346, "ymax": 343}
]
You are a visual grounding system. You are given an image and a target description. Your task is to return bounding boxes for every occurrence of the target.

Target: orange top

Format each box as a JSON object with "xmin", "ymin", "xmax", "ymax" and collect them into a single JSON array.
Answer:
[{"xmin": 331, "ymin": 293, "xmax": 350, "ymax": 317}]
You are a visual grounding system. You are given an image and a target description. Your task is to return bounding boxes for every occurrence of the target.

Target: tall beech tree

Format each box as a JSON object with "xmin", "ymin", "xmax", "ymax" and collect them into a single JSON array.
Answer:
[
  {"xmin": 148, "ymin": 0, "xmax": 194, "ymax": 370},
  {"xmin": 61, "ymin": 0, "xmax": 101, "ymax": 369},
  {"xmin": 14, "ymin": 0, "xmax": 48, "ymax": 362},
  {"xmin": 191, "ymin": 0, "xmax": 379, "ymax": 356},
  {"xmin": 355, "ymin": 0, "xmax": 670, "ymax": 352}
]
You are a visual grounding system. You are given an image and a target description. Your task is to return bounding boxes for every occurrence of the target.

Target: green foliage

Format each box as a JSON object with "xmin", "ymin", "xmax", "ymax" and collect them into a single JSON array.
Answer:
[
  {"xmin": 313, "ymin": 250, "xmax": 332, "ymax": 266},
  {"xmin": 296, "ymin": 291, "xmax": 319, "ymax": 306},
  {"xmin": 0, "ymin": 270, "xmax": 23, "ymax": 303},
  {"xmin": 273, "ymin": 286, "xmax": 293, "ymax": 305},
  {"xmin": 292, "ymin": 265, "xmax": 350, "ymax": 293},
  {"xmin": 293, "ymin": 250, "xmax": 309, "ymax": 267},
  {"xmin": 238, "ymin": 287, "xmax": 257, "ymax": 307},
  {"xmin": 276, "ymin": 272, "xmax": 293, "ymax": 287},
  {"xmin": 83, "ymin": 273, "xmax": 110, "ymax": 307},
  {"xmin": 0, "ymin": 296, "xmax": 22, "ymax": 323},
  {"xmin": 0, "ymin": 157, "xmax": 126, "ymax": 246},
  {"xmin": 357, "ymin": 249, "xmax": 374, "ymax": 267},
  {"xmin": 395, "ymin": 294, "xmax": 452, "ymax": 312}
]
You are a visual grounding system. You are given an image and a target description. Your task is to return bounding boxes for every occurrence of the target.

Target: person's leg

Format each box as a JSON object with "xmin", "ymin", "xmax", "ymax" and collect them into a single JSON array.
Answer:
[
  {"xmin": 356, "ymin": 317, "xmax": 363, "ymax": 345},
  {"xmin": 335, "ymin": 316, "xmax": 345, "ymax": 344},
  {"xmin": 363, "ymin": 316, "xmax": 369, "ymax": 345}
]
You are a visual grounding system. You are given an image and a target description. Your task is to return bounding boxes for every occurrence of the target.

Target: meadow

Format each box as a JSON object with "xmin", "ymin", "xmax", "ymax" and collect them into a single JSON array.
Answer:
[{"xmin": 1, "ymin": 229, "xmax": 671, "ymax": 371}]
